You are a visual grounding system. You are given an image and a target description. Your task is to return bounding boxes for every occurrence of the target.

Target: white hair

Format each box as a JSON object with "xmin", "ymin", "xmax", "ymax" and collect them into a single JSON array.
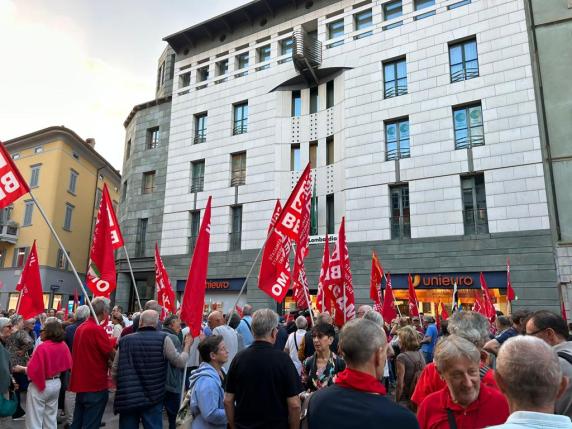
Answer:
[
  {"xmin": 251, "ymin": 308, "xmax": 279, "ymax": 338},
  {"xmin": 295, "ymin": 315, "xmax": 307, "ymax": 329},
  {"xmin": 434, "ymin": 335, "xmax": 481, "ymax": 374}
]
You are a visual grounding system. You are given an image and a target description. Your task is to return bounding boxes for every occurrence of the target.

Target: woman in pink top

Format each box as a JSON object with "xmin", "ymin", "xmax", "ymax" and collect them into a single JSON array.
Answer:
[{"xmin": 13, "ymin": 318, "xmax": 72, "ymax": 429}]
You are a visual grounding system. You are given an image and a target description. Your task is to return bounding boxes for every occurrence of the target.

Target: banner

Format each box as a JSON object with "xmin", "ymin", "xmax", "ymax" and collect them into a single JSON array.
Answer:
[
  {"xmin": 102, "ymin": 183, "xmax": 124, "ymax": 249},
  {"xmin": 0, "ymin": 142, "xmax": 30, "ymax": 209},
  {"xmin": 274, "ymin": 163, "xmax": 311, "ymax": 243},
  {"xmin": 381, "ymin": 272, "xmax": 397, "ymax": 323},
  {"xmin": 291, "ymin": 169, "xmax": 312, "ymax": 310},
  {"xmin": 370, "ymin": 252, "xmax": 384, "ymax": 313},
  {"xmin": 479, "ymin": 272, "xmax": 497, "ymax": 322},
  {"xmin": 155, "ymin": 243, "xmax": 176, "ymax": 314},
  {"xmin": 317, "ymin": 235, "xmax": 333, "ymax": 313},
  {"xmin": 408, "ymin": 273, "xmax": 420, "ymax": 317},
  {"xmin": 16, "ymin": 241, "xmax": 44, "ymax": 320}
]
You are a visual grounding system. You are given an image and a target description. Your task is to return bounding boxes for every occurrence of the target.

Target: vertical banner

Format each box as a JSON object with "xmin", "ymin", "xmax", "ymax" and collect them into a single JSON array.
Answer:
[
  {"xmin": 381, "ymin": 272, "xmax": 397, "ymax": 323},
  {"xmin": 408, "ymin": 273, "xmax": 420, "ymax": 317},
  {"xmin": 155, "ymin": 243, "xmax": 176, "ymax": 314},
  {"xmin": 317, "ymin": 235, "xmax": 333, "ymax": 313},
  {"xmin": 16, "ymin": 241, "xmax": 44, "ymax": 320}
]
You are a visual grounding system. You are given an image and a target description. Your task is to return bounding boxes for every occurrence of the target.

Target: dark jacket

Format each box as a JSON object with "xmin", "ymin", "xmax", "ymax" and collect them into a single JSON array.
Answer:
[
  {"xmin": 65, "ymin": 320, "xmax": 84, "ymax": 352},
  {"xmin": 163, "ymin": 327, "xmax": 183, "ymax": 393}
]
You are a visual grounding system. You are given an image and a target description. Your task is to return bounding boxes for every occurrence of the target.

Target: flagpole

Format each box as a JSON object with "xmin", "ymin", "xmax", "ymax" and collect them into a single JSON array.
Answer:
[
  {"xmin": 122, "ymin": 246, "xmax": 143, "ymax": 311},
  {"xmin": 180, "ymin": 365, "xmax": 188, "ymax": 408},
  {"xmin": 28, "ymin": 190, "xmax": 98, "ymax": 321},
  {"xmin": 15, "ymin": 290, "xmax": 23, "ymax": 314}
]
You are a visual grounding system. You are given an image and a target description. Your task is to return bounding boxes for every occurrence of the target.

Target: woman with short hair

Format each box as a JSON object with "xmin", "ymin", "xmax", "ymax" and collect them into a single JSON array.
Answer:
[{"xmin": 395, "ymin": 326, "xmax": 425, "ymax": 410}]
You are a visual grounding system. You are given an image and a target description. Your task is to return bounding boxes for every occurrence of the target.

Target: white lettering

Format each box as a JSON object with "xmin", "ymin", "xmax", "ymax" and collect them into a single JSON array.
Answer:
[
  {"xmin": 271, "ymin": 271, "xmax": 289, "ymax": 297},
  {"xmin": 0, "ymin": 172, "xmax": 20, "ymax": 194}
]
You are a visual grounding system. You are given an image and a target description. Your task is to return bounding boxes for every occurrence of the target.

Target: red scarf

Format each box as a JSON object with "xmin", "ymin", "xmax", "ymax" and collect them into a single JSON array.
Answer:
[{"xmin": 335, "ymin": 368, "xmax": 386, "ymax": 395}]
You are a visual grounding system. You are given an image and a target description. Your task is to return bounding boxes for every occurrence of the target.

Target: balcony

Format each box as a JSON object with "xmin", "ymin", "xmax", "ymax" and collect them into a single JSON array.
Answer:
[
  {"xmin": 0, "ymin": 222, "xmax": 18, "ymax": 244},
  {"xmin": 390, "ymin": 216, "xmax": 411, "ymax": 239}
]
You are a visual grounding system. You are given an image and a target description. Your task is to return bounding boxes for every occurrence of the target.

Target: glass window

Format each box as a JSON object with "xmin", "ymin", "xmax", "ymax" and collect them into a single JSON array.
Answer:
[
  {"xmin": 310, "ymin": 141, "xmax": 318, "ymax": 168},
  {"xmin": 64, "ymin": 203, "xmax": 74, "ymax": 230},
  {"xmin": 194, "ymin": 113, "xmax": 207, "ymax": 144},
  {"xmin": 121, "ymin": 180, "xmax": 127, "ymax": 202},
  {"xmin": 125, "ymin": 140, "xmax": 131, "ymax": 161},
  {"xmin": 216, "ymin": 59, "xmax": 229, "ymax": 83},
  {"xmin": 414, "ymin": 0, "xmax": 436, "ymax": 20},
  {"xmin": 13, "ymin": 247, "xmax": 28, "ymax": 268},
  {"xmin": 23, "ymin": 201, "xmax": 33, "ymax": 226},
  {"xmin": 453, "ymin": 103, "xmax": 484, "ymax": 149},
  {"xmin": 68, "ymin": 169, "xmax": 78, "ymax": 194},
  {"xmin": 291, "ymin": 90, "xmax": 302, "ymax": 117},
  {"xmin": 384, "ymin": 58, "xmax": 408, "ymax": 98},
  {"xmin": 30, "ymin": 164, "xmax": 41, "ymax": 188},
  {"xmin": 56, "ymin": 249, "xmax": 70, "ymax": 270},
  {"xmin": 310, "ymin": 87, "xmax": 319, "ymax": 114},
  {"xmin": 385, "ymin": 119, "xmax": 410, "ymax": 160},
  {"xmin": 191, "ymin": 160, "xmax": 205, "ymax": 193},
  {"xmin": 326, "ymin": 136, "xmax": 335, "ymax": 165},
  {"xmin": 230, "ymin": 205, "xmax": 242, "ymax": 251},
  {"xmin": 188, "ymin": 210, "xmax": 200, "ymax": 253},
  {"xmin": 310, "ymin": 192, "xmax": 318, "ymax": 236},
  {"xmin": 257, "ymin": 45, "xmax": 271, "ymax": 70},
  {"xmin": 146, "ymin": 127, "xmax": 159, "ymax": 149},
  {"xmin": 179, "ymin": 72, "xmax": 191, "ymax": 88},
  {"xmin": 231, "ymin": 152, "xmax": 246, "ymax": 186},
  {"xmin": 291, "ymin": 144, "xmax": 301, "ymax": 171},
  {"xmin": 354, "ymin": 9, "xmax": 373, "ymax": 39},
  {"xmin": 461, "ymin": 174, "xmax": 488, "ymax": 235},
  {"xmin": 390, "ymin": 185, "xmax": 410, "ymax": 239},
  {"xmin": 197, "ymin": 66, "xmax": 209, "ymax": 82},
  {"xmin": 233, "ymin": 102, "xmax": 248, "ymax": 135},
  {"xmin": 142, "ymin": 171, "xmax": 156, "ymax": 194},
  {"xmin": 279, "ymin": 38, "xmax": 294, "ymax": 63},
  {"xmin": 448, "ymin": 0, "xmax": 471, "ymax": 9},
  {"xmin": 135, "ymin": 218, "xmax": 148, "ymax": 257},
  {"xmin": 449, "ymin": 38, "xmax": 479, "ymax": 82},
  {"xmin": 326, "ymin": 81, "xmax": 334, "ymax": 109},
  {"xmin": 236, "ymin": 52, "xmax": 249, "ymax": 77},
  {"xmin": 157, "ymin": 61, "xmax": 165, "ymax": 89},
  {"xmin": 326, "ymin": 194, "xmax": 335, "ymax": 234},
  {"xmin": 327, "ymin": 19, "xmax": 344, "ymax": 48},
  {"xmin": 383, "ymin": 1, "xmax": 403, "ymax": 29}
]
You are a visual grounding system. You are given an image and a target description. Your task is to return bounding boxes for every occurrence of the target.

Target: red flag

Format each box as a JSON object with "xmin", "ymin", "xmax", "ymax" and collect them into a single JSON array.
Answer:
[
  {"xmin": 180, "ymin": 196, "xmax": 212, "ymax": 336},
  {"xmin": 562, "ymin": 296, "xmax": 568, "ymax": 322},
  {"xmin": 408, "ymin": 274, "xmax": 420, "ymax": 317},
  {"xmin": 370, "ymin": 252, "xmax": 384, "ymax": 313},
  {"xmin": 479, "ymin": 272, "xmax": 496, "ymax": 322},
  {"xmin": 56, "ymin": 300, "xmax": 62, "ymax": 312},
  {"xmin": 291, "ymin": 172, "xmax": 312, "ymax": 310},
  {"xmin": 86, "ymin": 188, "xmax": 117, "ymax": 297},
  {"xmin": 258, "ymin": 200, "xmax": 291, "ymax": 302},
  {"xmin": 16, "ymin": 242, "xmax": 44, "ymax": 320},
  {"xmin": 506, "ymin": 257, "xmax": 516, "ymax": 302},
  {"xmin": 102, "ymin": 183, "xmax": 124, "ymax": 249},
  {"xmin": 381, "ymin": 272, "xmax": 397, "ymax": 323},
  {"xmin": 274, "ymin": 163, "xmax": 311, "ymax": 243},
  {"xmin": 72, "ymin": 289, "xmax": 79, "ymax": 313},
  {"xmin": 235, "ymin": 305, "xmax": 243, "ymax": 318},
  {"xmin": 317, "ymin": 235, "xmax": 333, "ymax": 313},
  {"xmin": 0, "ymin": 142, "xmax": 30, "ymax": 209},
  {"xmin": 440, "ymin": 302, "xmax": 449, "ymax": 320},
  {"xmin": 155, "ymin": 243, "xmax": 176, "ymax": 314}
]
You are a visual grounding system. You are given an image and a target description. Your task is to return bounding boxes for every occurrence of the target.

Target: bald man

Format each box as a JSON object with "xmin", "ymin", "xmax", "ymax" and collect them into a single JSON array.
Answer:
[{"xmin": 208, "ymin": 311, "xmax": 240, "ymax": 372}]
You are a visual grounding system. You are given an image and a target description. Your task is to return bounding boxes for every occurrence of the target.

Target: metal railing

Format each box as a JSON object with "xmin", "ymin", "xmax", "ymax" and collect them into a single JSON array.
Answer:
[
  {"xmin": 390, "ymin": 216, "xmax": 411, "ymax": 239},
  {"xmin": 451, "ymin": 65, "xmax": 479, "ymax": 83},
  {"xmin": 384, "ymin": 84, "xmax": 408, "ymax": 98},
  {"xmin": 194, "ymin": 133, "xmax": 206, "ymax": 144},
  {"xmin": 292, "ymin": 29, "xmax": 322, "ymax": 68},
  {"xmin": 233, "ymin": 122, "xmax": 248, "ymax": 135},
  {"xmin": 386, "ymin": 146, "xmax": 410, "ymax": 161},
  {"xmin": 230, "ymin": 171, "xmax": 246, "ymax": 187},
  {"xmin": 455, "ymin": 133, "xmax": 484, "ymax": 149},
  {"xmin": 463, "ymin": 208, "xmax": 489, "ymax": 235}
]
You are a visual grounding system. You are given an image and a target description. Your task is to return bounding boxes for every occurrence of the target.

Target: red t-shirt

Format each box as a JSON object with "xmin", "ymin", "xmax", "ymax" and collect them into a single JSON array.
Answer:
[
  {"xmin": 417, "ymin": 384, "xmax": 509, "ymax": 429},
  {"xmin": 69, "ymin": 318, "xmax": 116, "ymax": 393},
  {"xmin": 411, "ymin": 362, "xmax": 498, "ymax": 405}
]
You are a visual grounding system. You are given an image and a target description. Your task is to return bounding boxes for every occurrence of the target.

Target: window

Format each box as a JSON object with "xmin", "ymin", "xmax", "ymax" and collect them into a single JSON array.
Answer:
[
  {"xmin": 326, "ymin": 81, "xmax": 334, "ymax": 109},
  {"xmin": 121, "ymin": 180, "xmax": 128, "ymax": 202},
  {"xmin": 231, "ymin": 152, "xmax": 246, "ymax": 186},
  {"xmin": 157, "ymin": 61, "xmax": 165, "ymax": 89},
  {"xmin": 310, "ymin": 141, "xmax": 318, "ymax": 168},
  {"xmin": 461, "ymin": 174, "xmax": 488, "ymax": 235},
  {"xmin": 233, "ymin": 102, "xmax": 248, "ymax": 135},
  {"xmin": 188, "ymin": 210, "xmax": 200, "ymax": 253},
  {"xmin": 30, "ymin": 164, "xmax": 41, "ymax": 188},
  {"xmin": 354, "ymin": 9, "xmax": 373, "ymax": 39},
  {"xmin": 56, "ymin": 249, "xmax": 70, "ymax": 270},
  {"xmin": 449, "ymin": 38, "xmax": 479, "ymax": 82},
  {"xmin": 12, "ymin": 153, "xmax": 20, "ymax": 160},
  {"xmin": 327, "ymin": 19, "xmax": 344, "ymax": 47},
  {"xmin": 34, "ymin": 146, "xmax": 43, "ymax": 154},
  {"xmin": 384, "ymin": 58, "xmax": 407, "ymax": 98},
  {"xmin": 146, "ymin": 127, "xmax": 160, "ymax": 149},
  {"xmin": 12, "ymin": 247, "xmax": 29, "ymax": 268},
  {"xmin": 291, "ymin": 144, "xmax": 301, "ymax": 171},
  {"xmin": 236, "ymin": 52, "xmax": 249, "ymax": 77},
  {"xmin": 453, "ymin": 103, "xmax": 484, "ymax": 149},
  {"xmin": 194, "ymin": 113, "xmax": 207, "ymax": 144},
  {"xmin": 383, "ymin": 1, "xmax": 403, "ymax": 29},
  {"xmin": 95, "ymin": 188, "xmax": 103, "ymax": 211},
  {"xmin": 216, "ymin": 59, "xmax": 229, "ymax": 83},
  {"xmin": 135, "ymin": 218, "xmax": 148, "ymax": 257},
  {"xmin": 310, "ymin": 87, "xmax": 318, "ymax": 114},
  {"xmin": 68, "ymin": 169, "xmax": 78, "ymax": 194},
  {"xmin": 64, "ymin": 203, "xmax": 74, "ymax": 231},
  {"xmin": 229, "ymin": 206, "xmax": 242, "ymax": 251},
  {"xmin": 448, "ymin": 0, "xmax": 471, "ymax": 9},
  {"xmin": 179, "ymin": 72, "xmax": 191, "ymax": 88},
  {"xmin": 191, "ymin": 160, "xmax": 205, "ymax": 193},
  {"xmin": 326, "ymin": 194, "xmax": 335, "ymax": 234},
  {"xmin": 291, "ymin": 91, "xmax": 302, "ymax": 117},
  {"xmin": 23, "ymin": 200, "xmax": 33, "ymax": 226},
  {"xmin": 279, "ymin": 38, "xmax": 294, "ymax": 63},
  {"xmin": 197, "ymin": 66, "xmax": 209, "ymax": 82},
  {"xmin": 414, "ymin": 0, "xmax": 436, "ymax": 20},
  {"xmin": 142, "ymin": 171, "xmax": 156, "ymax": 194},
  {"xmin": 385, "ymin": 119, "xmax": 410, "ymax": 160},
  {"xmin": 125, "ymin": 139, "xmax": 131, "ymax": 161},
  {"xmin": 310, "ymin": 193, "xmax": 318, "ymax": 235},
  {"xmin": 257, "ymin": 45, "xmax": 271, "ymax": 70},
  {"xmin": 326, "ymin": 136, "xmax": 335, "ymax": 165},
  {"xmin": 390, "ymin": 185, "xmax": 410, "ymax": 239}
]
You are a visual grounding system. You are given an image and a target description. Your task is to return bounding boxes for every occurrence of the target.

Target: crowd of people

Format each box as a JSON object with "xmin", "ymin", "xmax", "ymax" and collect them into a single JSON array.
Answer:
[{"xmin": 2, "ymin": 299, "xmax": 572, "ymax": 429}]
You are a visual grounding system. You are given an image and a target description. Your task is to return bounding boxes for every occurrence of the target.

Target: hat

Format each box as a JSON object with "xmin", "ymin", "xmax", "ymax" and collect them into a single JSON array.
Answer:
[{"xmin": 0, "ymin": 317, "xmax": 11, "ymax": 330}]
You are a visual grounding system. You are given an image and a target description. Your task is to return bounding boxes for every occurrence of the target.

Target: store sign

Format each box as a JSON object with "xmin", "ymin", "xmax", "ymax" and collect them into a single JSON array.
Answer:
[
  {"xmin": 176, "ymin": 278, "xmax": 246, "ymax": 292},
  {"xmin": 382, "ymin": 272, "xmax": 507, "ymax": 290},
  {"xmin": 309, "ymin": 235, "xmax": 338, "ymax": 245}
]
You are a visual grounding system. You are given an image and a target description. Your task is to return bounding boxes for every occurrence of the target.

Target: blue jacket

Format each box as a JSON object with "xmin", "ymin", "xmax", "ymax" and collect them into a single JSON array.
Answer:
[
  {"xmin": 236, "ymin": 316, "xmax": 253, "ymax": 347},
  {"xmin": 189, "ymin": 362, "xmax": 227, "ymax": 429}
]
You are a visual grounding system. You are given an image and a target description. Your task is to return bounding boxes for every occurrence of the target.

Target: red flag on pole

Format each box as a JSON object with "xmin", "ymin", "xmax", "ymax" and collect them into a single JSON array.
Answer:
[
  {"xmin": 56, "ymin": 300, "xmax": 62, "ymax": 312},
  {"xmin": 155, "ymin": 243, "xmax": 176, "ymax": 314},
  {"xmin": 562, "ymin": 296, "xmax": 568, "ymax": 322},
  {"xmin": 291, "ymin": 171, "xmax": 312, "ymax": 310},
  {"xmin": 440, "ymin": 301, "xmax": 449, "ymax": 320},
  {"xmin": 370, "ymin": 252, "xmax": 384, "ymax": 313},
  {"xmin": 102, "ymin": 183, "xmax": 124, "ymax": 249},
  {"xmin": 274, "ymin": 163, "xmax": 311, "ymax": 243},
  {"xmin": 506, "ymin": 257, "xmax": 516, "ymax": 302},
  {"xmin": 86, "ymin": 188, "xmax": 117, "ymax": 297},
  {"xmin": 0, "ymin": 142, "xmax": 30, "ymax": 209},
  {"xmin": 381, "ymin": 272, "xmax": 397, "ymax": 323},
  {"xmin": 479, "ymin": 272, "xmax": 497, "ymax": 322},
  {"xmin": 258, "ymin": 200, "xmax": 291, "ymax": 302},
  {"xmin": 180, "ymin": 196, "xmax": 212, "ymax": 337},
  {"xmin": 408, "ymin": 274, "xmax": 420, "ymax": 317},
  {"xmin": 16, "ymin": 241, "xmax": 44, "ymax": 320},
  {"xmin": 328, "ymin": 217, "xmax": 355, "ymax": 325},
  {"xmin": 235, "ymin": 305, "xmax": 243, "ymax": 318},
  {"xmin": 317, "ymin": 235, "xmax": 333, "ymax": 313},
  {"xmin": 472, "ymin": 295, "xmax": 485, "ymax": 316}
]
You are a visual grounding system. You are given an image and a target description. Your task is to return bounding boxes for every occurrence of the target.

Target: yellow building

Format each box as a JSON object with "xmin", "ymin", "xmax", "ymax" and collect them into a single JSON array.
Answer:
[{"xmin": 0, "ymin": 126, "xmax": 121, "ymax": 312}]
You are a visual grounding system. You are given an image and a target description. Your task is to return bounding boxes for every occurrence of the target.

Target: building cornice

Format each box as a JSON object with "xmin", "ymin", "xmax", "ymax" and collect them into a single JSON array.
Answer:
[{"xmin": 123, "ymin": 95, "xmax": 172, "ymax": 129}]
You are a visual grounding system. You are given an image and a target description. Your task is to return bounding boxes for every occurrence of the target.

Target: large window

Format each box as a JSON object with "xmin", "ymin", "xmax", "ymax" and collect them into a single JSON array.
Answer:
[
  {"xmin": 63, "ymin": 203, "xmax": 74, "ymax": 231},
  {"xmin": 449, "ymin": 38, "xmax": 479, "ymax": 82},
  {"xmin": 12, "ymin": 247, "xmax": 29, "ymax": 268},
  {"xmin": 233, "ymin": 102, "xmax": 248, "ymax": 135},
  {"xmin": 326, "ymin": 80, "xmax": 334, "ymax": 109},
  {"xmin": 279, "ymin": 38, "xmax": 294, "ymax": 64},
  {"xmin": 310, "ymin": 87, "xmax": 318, "ymax": 114},
  {"xmin": 326, "ymin": 194, "xmax": 335, "ymax": 234},
  {"xmin": 236, "ymin": 52, "xmax": 249, "ymax": 77},
  {"xmin": 354, "ymin": 9, "xmax": 373, "ymax": 39},
  {"xmin": 310, "ymin": 142, "xmax": 318, "ymax": 168},
  {"xmin": 30, "ymin": 164, "xmax": 41, "ymax": 188},
  {"xmin": 461, "ymin": 174, "xmax": 488, "ymax": 235},
  {"xmin": 291, "ymin": 144, "xmax": 301, "ymax": 171},
  {"xmin": 384, "ymin": 58, "xmax": 407, "ymax": 98},
  {"xmin": 414, "ymin": 0, "xmax": 436, "ymax": 20},
  {"xmin": 327, "ymin": 19, "xmax": 344, "ymax": 47},
  {"xmin": 385, "ymin": 118, "xmax": 410, "ymax": 160},
  {"xmin": 142, "ymin": 171, "xmax": 156, "ymax": 194},
  {"xmin": 191, "ymin": 160, "xmax": 205, "ymax": 193},
  {"xmin": 390, "ymin": 185, "xmax": 410, "ymax": 239},
  {"xmin": 194, "ymin": 113, "xmax": 207, "ymax": 144},
  {"xmin": 453, "ymin": 103, "xmax": 484, "ymax": 149},
  {"xmin": 135, "ymin": 218, "xmax": 148, "ymax": 257},
  {"xmin": 257, "ymin": 45, "xmax": 271, "ymax": 70},
  {"xmin": 56, "ymin": 249, "xmax": 70, "ymax": 270},
  {"xmin": 68, "ymin": 169, "xmax": 79, "ymax": 194},
  {"xmin": 383, "ymin": 1, "xmax": 403, "ymax": 29},
  {"xmin": 229, "ymin": 205, "xmax": 242, "ymax": 251},
  {"xmin": 23, "ymin": 200, "xmax": 33, "ymax": 226},
  {"xmin": 146, "ymin": 127, "xmax": 160, "ymax": 149},
  {"xmin": 326, "ymin": 136, "xmax": 335, "ymax": 165},
  {"xmin": 188, "ymin": 210, "xmax": 200, "ymax": 253},
  {"xmin": 291, "ymin": 90, "xmax": 302, "ymax": 117},
  {"xmin": 231, "ymin": 152, "xmax": 246, "ymax": 186}
]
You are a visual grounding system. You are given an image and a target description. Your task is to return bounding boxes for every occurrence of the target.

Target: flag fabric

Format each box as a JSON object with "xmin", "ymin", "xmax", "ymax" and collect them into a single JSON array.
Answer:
[
  {"xmin": 317, "ymin": 235, "xmax": 333, "ymax": 313},
  {"xmin": 102, "ymin": 183, "xmax": 124, "ymax": 249},
  {"xmin": 473, "ymin": 295, "xmax": 486, "ymax": 316},
  {"xmin": 440, "ymin": 302, "xmax": 449, "ymax": 320},
  {"xmin": 56, "ymin": 300, "xmax": 62, "ymax": 312},
  {"xmin": 16, "ymin": 241, "xmax": 44, "ymax": 320},
  {"xmin": 451, "ymin": 282, "xmax": 459, "ymax": 312},
  {"xmin": 408, "ymin": 274, "xmax": 420, "ymax": 317},
  {"xmin": 274, "ymin": 163, "xmax": 311, "ymax": 243},
  {"xmin": 154, "ymin": 243, "xmax": 176, "ymax": 314},
  {"xmin": 235, "ymin": 305, "xmax": 243, "ymax": 318},
  {"xmin": 370, "ymin": 252, "xmax": 384, "ymax": 313},
  {"xmin": 72, "ymin": 289, "xmax": 79, "ymax": 313},
  {"xmin": 381, "ymin": 272, "xmax": 398, "ymax": 323},
  {"xmin": 86, "ymin": 188, "xmax": 117, "ymax": 297},
  {"xmin": 180, "ymin": 196, "xmax": 212, "ymax": 337},
  {"xmin": 258, "ymin": 200, "xmax": 292, "ymax": 302},
  {"xmin": 479, "ymin": 272, "xmax": 497, "ymax": 322},
  {"xmin": 562, "ymin": 295, "xmax": 568, "ymax": 322},
  {"xmin": 506, "ymin": 257, "xmax": 516, "ymax": 302},
  {"xmin": 0, "ymin": 142, "xmax": 30, "ymax": 209}
]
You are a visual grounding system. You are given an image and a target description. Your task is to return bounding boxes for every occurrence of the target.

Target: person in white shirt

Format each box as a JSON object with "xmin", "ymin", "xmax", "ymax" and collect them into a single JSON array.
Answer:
[{"xmin": 284, "ymin": 316, "xmax": 307, "ymax": 375}]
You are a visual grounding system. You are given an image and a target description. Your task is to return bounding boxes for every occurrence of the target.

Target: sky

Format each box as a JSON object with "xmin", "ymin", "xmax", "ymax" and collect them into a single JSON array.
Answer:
[{"xmin": 0, "ymin": 0, "xmax": 250, "ymax": 171}]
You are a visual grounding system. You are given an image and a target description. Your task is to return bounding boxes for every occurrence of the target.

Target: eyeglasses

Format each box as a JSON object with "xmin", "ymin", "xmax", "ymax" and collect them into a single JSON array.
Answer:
[{"xmin": 526, "ymin": 327, "xmax": 547, "ymax": 337}]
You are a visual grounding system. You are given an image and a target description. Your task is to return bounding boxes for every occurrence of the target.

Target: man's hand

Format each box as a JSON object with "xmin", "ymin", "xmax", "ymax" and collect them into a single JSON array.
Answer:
[{"xmin": 183, "ymin": 334, "xmax": 194, "ymax": 351}]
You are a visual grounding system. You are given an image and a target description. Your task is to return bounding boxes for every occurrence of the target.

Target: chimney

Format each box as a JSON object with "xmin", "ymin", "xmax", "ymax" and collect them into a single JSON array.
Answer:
[{"xmin": 86, "ymin": 138, "xmax": 96, "ymax": 148}]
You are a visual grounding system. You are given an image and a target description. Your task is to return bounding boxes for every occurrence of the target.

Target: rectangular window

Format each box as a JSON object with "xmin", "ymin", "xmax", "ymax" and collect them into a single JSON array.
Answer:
[
  {"xmin": 64, "ymin": 203, "xmax": 74, "ymax": 231},
  {"xmin": 384, "ymin": 58, "xmax": 407, "ymax": 98},
  {"xmin": 30, "ymin": 164, "xmax": 41, "ymax": 188},
  {"xmin": 125, "ymin": 140, "xmax": 131, "ymax": 161},
  {"xmin": 385, "ymin": 118, "xmax": 410, "ymax": 160},
  {"xmin": 390, "ymin": 185, "xmax": 411, "ymax": 239},
  {"xmin": 197, "ymin": 66, "xmax": 209, "ymax": 82},
  {"xmin": 310, "ymin": 87, "xmax": 319, "ymax": 114},
  {"xmin": 310, "ymin": 141, "xmax": 318, "ymax": 168},
  {"xmin": 216, "ymin": 59, "xmax": 229, "ymax": 83},
  {"xmin": 461, "ymin": 174, "xmax": 488, "ymax": 235},
  {"xmin": 191, "ymin": 160, "xmax": 205, "ymax": 193},
  {"xmin": 179, "ymin": 72, "xmax": 191, "ymax": 88},
  {"xmin": 194, "ymin": 113, "xmax": 207, "ymax": 144},
  {"xmin": 354, "ymin": 9, "xmax": 373, "ymax": 39},
  {"xmin": 229, "ymin": 206, "xmax": 242, "ymax": 251},
  {"xmin": 257, "ymin": 44, "xmax": 271, "ymax": 70},
  {"xmin": 327, "ymin": 19, "xmax": 344, "ymax": 47},
  {"xmin": 121, "ymin": 180, "xmax": 128, "ymax": 202},
  {"xmin": 157, "ymin": 61, "xmax": 165, "ymax": 89},
  {"xmin": 23, "ymin": 200, "xmax": 33, "ymax": 226},
  {"xmin": 279, "ymin": 38, "xmax": 294, "ymax": 63},
  {"xmin": 453, "ymin": 103, "xmax": 484, "ymax": 149},
  {"xmin": 135, "ymin": 218, "xmax": 148, "ymax": 257},
  {"xmin": 449, "ymin": 38, "xmax": 479, "ymax": 82},
  {"xmin": 291, "ymin": 90, "xmax": 302, "ymax": 117},
  {"xmin": 0, "ymin": 249, "xmax": 5, "ymax": 268},
  {"xmin": 188, "ymin": 210, "xmax": 200, "ymax": 253},
  {"xmin": 233, "ymin": 102, "xmax": 248, "ymax": 135},
  {"xmin": 68, "ymin": 169, "xmax": 78, "ymax": 194},
  {"xmin": 34, "ymin": 146, "xmax": 43, "ymax": 154},
  {"xmin": 56, "ymin": 249, "xmax": 70, "ymax": 270},
  {"xmin": 146, "ymin": 127, "xmax": 160, "ymax": 149},
  {"xmin": 12, "ymin": 247, "xmax": 29, "ymax": 268},
  {"xmin": 236, "ymin": 52, "xmax": 249, "ymax": 77},
  {"xmin": 326, "ymin": 81, "xmax": 334, "ymax": 109},
  {"xmin": 448, "ymin": 0, "xmax": 471, "ymax": 9},
  {"xmin": 291, "ymin": 144, "xmax": 301, "ymax": 171},
  {"xmin": 326, "ymin": 136, "xmax": 335, "ymax": 165},
  {"xmin": 310, "ymin": 194, "xmax": 318, "ymax": 235},
  {"xmin": 414, "ymin": 0, "xmax": 436, "ymax": 20},
  {"xmin": 231, "ymin": 152, "xmax": 247, "ymax": 186},
  {"xmin": 142, "ymin": 171, "xmax": 156, "ymax": 194},
  {"xmin": 326, "ymin": 194, "xmax": 335, "ymax": 234},
  {"xmin": 383, "ymin": 1, "xmax": 403, "ymax": 29}
]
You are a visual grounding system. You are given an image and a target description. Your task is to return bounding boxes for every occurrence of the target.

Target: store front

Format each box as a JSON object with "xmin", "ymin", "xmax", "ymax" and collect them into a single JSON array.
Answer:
[{"xmin": 176, "ymin": 278, "xmax": 248, "ymax": 316}]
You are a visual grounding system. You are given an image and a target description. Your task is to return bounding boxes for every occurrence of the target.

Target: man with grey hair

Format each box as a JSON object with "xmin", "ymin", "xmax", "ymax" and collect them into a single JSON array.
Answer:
[
  {"xmin": 236, "ymin": 304, "xmax": 254, "ymax": 347},
  {"xmin": 284, "ymin": 315, "xmax": 308, "ymax": 375},
  {"xmin": 225, "ymin": 308, "xmax": 302, "ymax": 429},
  {"xmin": 207, "ymin": 310, "xmax": 239, "ymax": 372},
  {"xmin": 357, "ymin": 304, "xmax": 373, "ymax": 318},
  {"xmin": 488, "ymin": 336, "xmax": 572, "ymax": 428},
  {"xmin": 306, "ymin": 318, "xmax": 418, "ymax": 429}
]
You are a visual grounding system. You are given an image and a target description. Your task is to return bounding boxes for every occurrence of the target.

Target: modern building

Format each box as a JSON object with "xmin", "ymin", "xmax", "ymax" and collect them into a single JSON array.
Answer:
[
  {"xmin": 118, "ymin": 0, "xmax": 562, "ymax": 316},
  {"xmin": 0, "ymin": 127, "xmax": 121, "ymax": 312}
]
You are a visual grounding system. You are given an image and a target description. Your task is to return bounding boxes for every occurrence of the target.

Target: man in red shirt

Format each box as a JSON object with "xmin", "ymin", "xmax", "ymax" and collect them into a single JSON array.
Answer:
[{"xmin": 69, "ymin": 297, "xmax": 115, "ymax": 429}]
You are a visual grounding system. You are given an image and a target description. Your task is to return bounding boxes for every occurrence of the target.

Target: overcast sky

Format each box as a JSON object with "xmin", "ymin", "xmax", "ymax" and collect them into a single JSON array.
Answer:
[{"xmin": 0, "ymin": 0, "xmax": 250, "ymax": 171}]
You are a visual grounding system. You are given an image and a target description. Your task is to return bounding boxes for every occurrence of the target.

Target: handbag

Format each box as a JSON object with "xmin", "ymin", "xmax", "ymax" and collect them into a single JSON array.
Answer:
[
  {"xmin": 176, "ymin": 389, "xmax": 194, "ymax": 429},
  {"xmin": 0, "ymin": 390, "xmax": 18, "ymax": 417}
]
